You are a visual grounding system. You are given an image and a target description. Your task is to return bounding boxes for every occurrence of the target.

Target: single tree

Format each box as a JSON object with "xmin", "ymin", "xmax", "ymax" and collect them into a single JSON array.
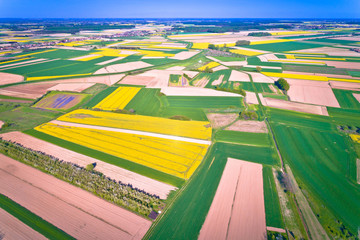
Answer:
[{"xmin": 275, "ymin": 78, "xmax": 290, "ymax": 91}]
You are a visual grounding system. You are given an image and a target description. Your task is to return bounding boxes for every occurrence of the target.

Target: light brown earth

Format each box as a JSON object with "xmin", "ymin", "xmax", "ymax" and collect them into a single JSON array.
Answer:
[
  {"xmin": 0, "ymin": 83, "xmax": 57, "ymax": 99},
  {"xmin": 330, "ymin": 81, "xmax": 360, "ymax": 91},
  {"xmin": 120, "ymin": 75, "xmax": 156, "ymax": 86},
  {"xmin": 0, "ymin": 58, "xmax": 47, "ymax": 69},
  {"xmin": 229, "ymin": 70, "xmax": 250, "ymax": 82},
  {"xmin": 0, "ymin": 131, "xmax": 175, "ymax": 199},
  {"xmin": 47, "ymin": 83, "xmax": 95, "ymax": 92},
  {"xmin": 169, "ymin": 51, "xmax": 199, "ymax": 60},
  {"xmin": 0, "ymin": 154, "xmax": 152, "ymax": 240},
  {"xmin": 325, "ymin": 61, "xmax": 360, "ymax": 69},
  {"xmin": 94, "ymin": 61, "xmax": 152, "ymax": 74},
  {"xmin": 245, "ymin": 91, "xmax": 259, "ymax": 104},
  {"xmin": 206, "ymin": 113, "xmax": 238, "ymax": 129},
  {"xmin": 296, "ymin": 46, "xmax": 360, "ymax": 57},
  {"xmin": 0, "ymin": 120, "xmax": 3, "ymax": 129},
  {"xmin": 96, "ymin": 56, "xmax": 125, "ymax": 65},
  {"xmin": 0, "ymin": 208, "xmax": 47, "ymax": 240},
  {"xmin": 260, "ymin": 94, "xmax": 329, "ymax": 116},
  {"xmin": 161, "ymin": 87, "xmax": 241, "ymax": 97},
  {"xmin": 212, "ymin": 65, "xmax": 228, "ymax": 71},
  {"xmin": 258, "ymin": 54, "xmax": 279, "ymax": 62},
  {"xmin": 266, "ymin": 226, "xmax": 286, "ymax": 233},
  {"xmin": 286, "ymin": 79, "xmax": 340, "ymax": 107},
  {"xmin": 0, "ymin": 99, "xmax": 33, "ymax": 103},
  {"xmin": 198, "ymin": 158, "xmax": 266, "ymax": 240},
  {"xmin": 49, "ymin": 74, "xmax": 125, "ymax": 86},
  {"xmin": 332, "ymin": 36, "xmax": 360, "ymax": 41},
  {"xmin": 0, "ymin": 72, "xmax": 24, "ymax": 85},
  {"xmin": 353, "ymin": 93, "xmax": 360, "ymax": 103},
  {"xmin": 247, "ymin": 72, "xmax": 274, "ymax": 83},
  {"xmin": 193, "ymin": 77, "xmax": 209, "ymax": 87},
  {"xmin": 211, "ymin": 75, "xmax": 224, "ymax": 86},
  {"xmin": 206, "ymin": 56, "xmax": 247, "ymax": 67},
  {"xmin": 166, "ymin": 66, "xmax": 186, "ymax": 71},
  {"xmin": 283, "ymin": 71, "xmax": 358, "ymax": 80},
  {"xmin": 226, "ymin": 120, "xmax": 268, "ymax": 133},
  {"xmin": 69, "ymin": 54, "xmax": 101, "ymax": 61}
]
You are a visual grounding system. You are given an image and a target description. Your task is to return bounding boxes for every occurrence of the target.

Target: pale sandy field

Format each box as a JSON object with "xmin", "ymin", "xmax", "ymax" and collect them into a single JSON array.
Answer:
[
  {"xmin": 198, "ymin": 158, "xmax": 266, "ymax": 240},
  {"xmin": 69, "ymin": 54, "xmax": 101, "ymax": 61},
  {"xmin": 96, "ymin": 56, "xmax": 125, "ymax": 65},
  {"xmin": 47, "ymin": 82, "xmax": 95, "ymax": 92},
  {"xmin": 0, "ymin": 82, "xmax": 57, "ymax": 99},
  {"xmin": 206, "ymin": 113, "xmax": 238, "ymax": 129},
  {"xmin": 226, "ymin": 120, "xmax": 268, "ymax": 133},
  {"xmin": 166, "ymin": 66, "xmax": 186, "ymax": 71},
  {"xmin": 260, "ymin": 94, "xmax": 329, "ymax": 115},
  {"xmin": 211, "ymin": 75, "xmax": 224, "ymax": 86},
  {"xmin": 0, "ymin": 131, "xmax": 176, "ymax": 199},
  {"xmin": 0, "ymin": 208, "xmax": 47, "ymax": 240},
  {"xmin": 212, "ymin": 65, "xmax": 228, "ymax": 71},
  {"xmin": 169, "ymin": 51, "xmax": 199, "ymax": 60},
  {"xmin": 247, "ymin": 72, "xmax": 274, "ymax": 83},
  {"xmin": 353, "ymin": 93, "xmax": 360, "ymax": 103},
  {"xmin": 0, "ymin": 72, "xmax": 24, "ymax": 85},
  {"xmin": 0, "ymin": 154, "xmax": 152, "ymax": 240},
  {"xmin": 245, "ymin": 91, "xmax": 259, "ymax": 104},
  {"xmin": 0, "ymin": 58, "xmax": 47, "ymax": 69},
  {"xmin": 161, "ymin": 86, "xmax": 241, "ymax": 97},
  {"xmin": 229, "ymin": 70, "xmax": 250, "ymax": 82},
  {"xmin": 297, "ymin": 46, "xmax": 360, "ymax": 57},
  {"xmin": 47, "ymin": 74, "xmax": 124, "ymax": 86},
  {"xmin": 286, "ymin": 79, "xmax": 340, "ymax": 107},
  {"xmin": 325, "ymin": 61, "xmax": 360, "ymax": 69},
  {"xmin": 330, "ymin": 81, "xmax": 360, "ymax": 91}
]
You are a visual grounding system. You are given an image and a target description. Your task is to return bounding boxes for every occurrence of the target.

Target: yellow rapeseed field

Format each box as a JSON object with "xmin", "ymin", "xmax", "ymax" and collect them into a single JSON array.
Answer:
[
  {"xmin": 250, "ymin": 39, "xmax": 293, "ymax": 45},
  {"xmin": 191, "ymin": 42, "xmax": 210, "ymax": 49},
  {"xmin": 76, "ymin": 55, "xmax": 103, "ymax": 61},
  {"xmin": 198, "ymin": 61, "xmax": 220, "ymax": 71},
  {"xmin": 230, "ymin": 49, "xmax": 262, "ymax": 56},
  {"xmin": 27, "ymin": 73, "xmax": 92, "ymax": 81},
  {"xmin": 350, "ymin": 134, "xmax": 360, "ymax": 143},
  {"xmin": 92, "ymin": 48, "xmax": 129, "ymax": 57},
  {"xmin": 296, "ymin": 56, "xmax": 347, "ymax": 61},
  {"xmin": 93, "ymin": 86, "xmax": 141, "ymax": 110},
  {"xmin": 261, "ymin": 72, "xmax": 328, "ymax": 81},
  {"xmin": 35, "ymin": 123, "xmax": 209, "ymax": 179},
  {"xmin": 57, "ymin": 109, "xmax": 212, "ymax": 140},
  {"xmin": 0, "ymin": 57, "xmax": 31, "ymax": 64}
]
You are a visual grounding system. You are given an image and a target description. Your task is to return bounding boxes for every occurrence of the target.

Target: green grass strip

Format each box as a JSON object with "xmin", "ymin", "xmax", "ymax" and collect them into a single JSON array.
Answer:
[
  {"xmin": 0, "ymin": 194, "xmax": 75, "ymax": 239},
  {"xmin": 23, "ymin": 129, "xmax": 185, "ymax": 188}
]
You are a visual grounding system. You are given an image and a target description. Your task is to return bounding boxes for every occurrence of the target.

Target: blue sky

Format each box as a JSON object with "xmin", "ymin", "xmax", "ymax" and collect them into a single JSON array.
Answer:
[{"xmin": 0, "ymin": 0, "xmax": 359, "ymax": 18}]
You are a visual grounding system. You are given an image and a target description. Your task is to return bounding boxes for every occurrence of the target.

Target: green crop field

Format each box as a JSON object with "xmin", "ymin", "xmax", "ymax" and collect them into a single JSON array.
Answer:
[
  {"xmin": 263, "ymin": 166, "xmax": 284, "ymax": 228},
  {"xmin": 145, "ymin": 142, "xmax": 278, "ymax": 240},
  {"xmin": 214, "ymin": 130, "xmax": 271, "ymax": 147},
  {"xmin": 212, "ymin": 56, "xmax": 246, "ymax": 62},
  {"xmin": 0, "ymin": 194, "xmax": 75, "ymax": 239},
  {"xmin": 167, "ymin": 96, "xmax": 244, "ymax": 108},
  {"xmin": 83, "ymin": 86, "xmax": 118, "ymax": 108},
  {"xmin": 332, "ymin": 89, "xmax": 360, "ymax": 109},
  {"xmin": 282, "ymin": 64, "xmax": 349, "ymax": 75},
  {"xmin": 270, "ymin": 117, "xmax": 360, "ymax": 235},
  {"xmin": 24, "ymin": 129, "xmax": 185, "ymax": 187},
  {"xmin": 246, "ymin": 41, "xmax": 323, "ymax": 52}
]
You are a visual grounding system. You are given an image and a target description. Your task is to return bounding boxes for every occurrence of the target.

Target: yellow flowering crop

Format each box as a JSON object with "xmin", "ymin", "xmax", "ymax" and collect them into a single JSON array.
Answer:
[
  {"xmin": 350, "ymin": 134, "xmax": 360, "ymax": 143},
  {"xmin": 250, "ymin": 39, "xmax": 294, "ymax": 45},
  {"xmin": 57, "ymin": 109, "xmax": 212, "ymax": 141},
  {"xmin": 191, "ymin": 42, "xmax": 210, "ymax": 49},
  {"xmin": 261, "ymin": 72, "xmax": 328, "ymax": 81},
  {"xmin": 76, "ymin": 55, "xmax": 103, "ymax": 61},
  {"xmin": 94, "ymin": 87, "xmax": 141, "ymax": 110},
  {"xmin": 35, "ymin": 123, "xmax": 209, "ymax": 179},
  {"xmin": 230, "ymin": 49, "xmax": 262, "ymax": 56},
  {"xmin": 27, "ymin": 73, "xmax": 92, "ymax": 81},
  {"xmin": 0, "ymin": 57, "xmax": 31, "ymax": 65},
  {"xmin": 198, "ymin": 61, "xmax": 220, "ymax": 71}
]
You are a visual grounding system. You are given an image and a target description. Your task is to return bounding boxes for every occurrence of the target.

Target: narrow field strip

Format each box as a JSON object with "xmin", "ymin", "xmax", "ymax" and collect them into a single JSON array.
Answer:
[
  {"xmin": 94, "ymin": 86, "xmax": 141, "ymax": 110},
  {"xmin": 199, "ymin": 158, "xmax": 266, "ymax": 240},
  {"xmin": 57, "ymin": 109, "xmax": 212, "ymax": 141},
  {"xmin": 35, "ymin": 123, "xmax": 209, "ymax": 179},
  {"xmin": 0, "ymin": 155, "xmax": 152, "ymax": 240}
]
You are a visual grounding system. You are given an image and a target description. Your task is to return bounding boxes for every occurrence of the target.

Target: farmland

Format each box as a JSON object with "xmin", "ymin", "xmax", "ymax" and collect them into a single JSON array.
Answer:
[{"xmin": 1, "ymin": 18, "xmax": 360, "ymax": 240}]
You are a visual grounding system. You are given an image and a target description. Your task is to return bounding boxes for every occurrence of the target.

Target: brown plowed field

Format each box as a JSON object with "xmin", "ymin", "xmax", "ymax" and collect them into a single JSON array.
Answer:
[
  {"xmin": 0, "ymin": 131, "xmax": 175, "ymax": 199},
  {"xmin": 0, "ymin": 154, "xmax": 152, "ymax": 240},
  {"xmin": 0, "ymin": 72, "xmax": 24, "ymax": 85},
  {"xmin": 199, "ymin": 158, "xmax": 266, "ymax": 240}
]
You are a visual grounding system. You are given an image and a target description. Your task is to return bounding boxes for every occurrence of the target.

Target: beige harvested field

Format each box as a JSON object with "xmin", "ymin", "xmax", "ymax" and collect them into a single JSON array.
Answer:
[
  {"xmin": 206, "ymin": 56, "xmax": 247, "ymax": 67},
  {"xmin": 258, "ymin": 53, "xmax": 279, "ymax": 62},
  {"xmin": 120, "ymin": 75, "xmax": 156, "ymax": 86},
  {"xmin": 47, "ymin": 82, "xmax": 95, "ymax": 92},
  {"xmin": 260, "ymin": 94, "xmax": 329, "ymax": 116},
  {"xmin": 0, "ymin": 154, "xmax": 152, "ymax": 240},
  {"xmin": 286, "ymin": 79, "xmax": 340, "ymax": 107},
  {"xmin": 166, "ymin": 66, "xmax": 186, "ymax": 71},
  {"xmin": 161, "ymin": 86, "xmax": 241, "ymax": 97},
  {"xmin": 325, "ymin": 61, "xmax": 360, "ymax": 69},
  {"xmin": 0, "ymin": 120, "xmax": 3, "ymax": 129},
  {"xmin": 211, "ymin": 75, "xmax": 224, "ymax": 86},
  {"xmin": 0, "ymin": 58, "xmax": 47, "ymax": 69},
  {"xmin": 244, "ymin": 64, "xmax": 282, "ymax": 70},
  {"xmin": 199, "ymin": 158, "xmax": 266, "ymax": 240},
  {"xmin": 226, "ymin": 120, "xmax": 268, "ymax": 133},
  {"xmin": 245, "ymin": 91, "xmax": 259, "ymax": 104},
  {"xmin": 283, "ymin": 71, "xmax": 358, "ymax": 79},
  {"xmin": 69, "ymin": 54, "xmax": 101, "ymax": 61},
  {"xmin": 353, "ymin": 93, "xmax": 360, "ymax": 103},
  {"xmin": 0, "ymin": 208, "xmax": 47, "ymax": 240},
  {"xmin": 330, "ymin": 81, "xmax": 360, "ymax": 91},
  {"xmin": 212, "ymin": 65, "xmax": 228, "ymax": 71},
  {"xmin": 247, "ymin": 72, "xmax": 274, "ymax": 83},
  {"xmin": 296, "ymin": 46, "xmax": 360, "ymax": 57},
  {"xmin": 331, "ymin": 36, "xmax": 360, "ymax": 41},
  {"xmin": 94, "ymin": 61, "xmax": 152, "ymax": 74},
  {"xmin": 206, "ymin": 113, "xmax": 238, "ymax": 129},
  {"xmin": 269, "ymin": 85, "xmax": 277, "ymax": 93},
  {"xmin": 232, "ymin": 46, "xmax": 269, "ymax": 54},
  {"xmin": 46, "ymin": 74, "xmax": 125, "ymax": 86},
  {"xmin": 229, "ymin": 70, "xmax": 250, "ymax": 82},
  {"xmin": 266, "ymin": 227, "xmax": 286, "ymax": 233},
  {"xmin": 193, "ymin": 77, "xmax": 209, "ymax": 87},
  {"xmin": 0, "ymin": 72, "xmax": 24, "ymax": 85},
  {"xmin": 0, "ymin": 82, "xmax": 57, "ymax": 99},
  {"xmin": 0, "ymin": 131, "xmax": 175, "ymax": 199},
  {"xmin": 169, "ymin": 51, "xmax": 199, "ymax": 60}
]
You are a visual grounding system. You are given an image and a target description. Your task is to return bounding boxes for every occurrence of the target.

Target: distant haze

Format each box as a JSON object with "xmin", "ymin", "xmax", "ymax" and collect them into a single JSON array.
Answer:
[{"xmin": 0, "ymin": 0, "xmax": 359, "ymax": 18}]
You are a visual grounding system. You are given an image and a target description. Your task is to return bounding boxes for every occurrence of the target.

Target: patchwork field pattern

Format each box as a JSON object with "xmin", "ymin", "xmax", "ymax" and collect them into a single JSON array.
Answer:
[
  {"xmin": 35, "ymin": 123, "xmax": 209, "ymax": 179},
  {"xmin": 93, "ymin": 86, "xmax": 141, "ymax": 110},
  {"xmin": 57, "ymin": 109, "xmax": 212, "ymax": 140}
]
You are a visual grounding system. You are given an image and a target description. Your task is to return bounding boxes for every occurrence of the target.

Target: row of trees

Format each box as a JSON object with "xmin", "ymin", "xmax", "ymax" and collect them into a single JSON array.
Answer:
[{"xmin": 0, "ymin": 138, "xmax": 164, "ymax": 217}]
